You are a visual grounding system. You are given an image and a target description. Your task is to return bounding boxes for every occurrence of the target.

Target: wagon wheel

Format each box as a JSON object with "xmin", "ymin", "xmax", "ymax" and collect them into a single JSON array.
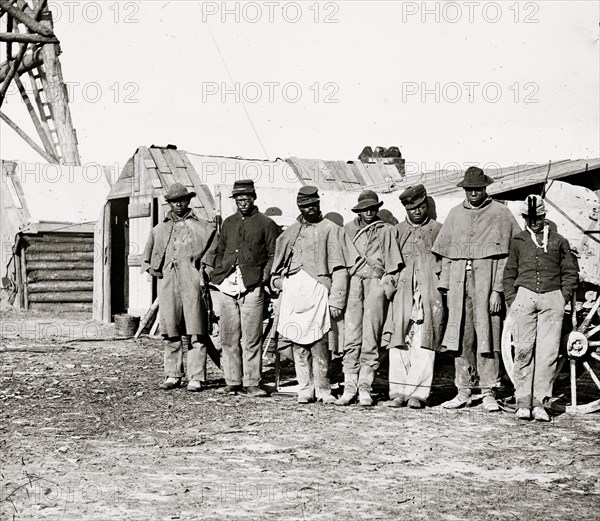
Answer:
[{"xmin": 501, "ymin": 294, "xmax": 600, "ymax": 414}]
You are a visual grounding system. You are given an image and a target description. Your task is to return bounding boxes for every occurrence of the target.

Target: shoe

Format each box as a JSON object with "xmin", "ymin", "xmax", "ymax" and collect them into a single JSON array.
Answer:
[
  {"xmin": 186, "ymin": 380, "xmax": 204, "ymax": 392},
  {"xmin": 159, "ymin": 377, "xmax": 181, "ymax": 390},
  {"xmin": 532, "ymin": 406, "xmax": 550, "ymax": 422},
  {"xmin": 358, "ymin": 389, "xmax": 373, "ymax": 407},
  {"xmin": 297, "ymin": 394, "xmax": 315, "ymax": 404},
  {"xmin": 387, "ymin": 395, "xmax": 407, "ymax": 408},
  {"xmin": 441, "ymin": 393, "xmax": 471, "ymax": 409},
  {"xmin": 482, "ymin": 395, "xmax": 500, "ymax": 412},
  {"xmin": 336, "ymin": 373, "xmax": 358, "ymax": 406},
  {"xmin": 407, "ymin": 397, "xmax": 424, "ymax": 409},
  {"xmin": 217, "ymin": 385, "xmax": 242, "ymax": 395},
  {"xmin": 320, "ymin": 394, "xmax": 337, "ymax": 405},
  {"xmin": 515, "ymin": 408, "xmax": 532, "ymax": 420},
  {"xmin": 242, "ymin": 386, "xmax": 269, "ymax": 397}
]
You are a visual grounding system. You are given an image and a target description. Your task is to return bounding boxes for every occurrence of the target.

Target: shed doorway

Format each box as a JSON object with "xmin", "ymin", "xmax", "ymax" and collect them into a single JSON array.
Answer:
[{"xmin": 110, "ymin": 198, "xmax": 129, "ymax": 316}]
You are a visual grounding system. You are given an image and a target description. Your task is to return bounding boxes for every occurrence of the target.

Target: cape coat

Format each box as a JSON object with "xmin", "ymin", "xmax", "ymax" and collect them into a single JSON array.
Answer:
[
  {"xmin": 431, "ymin": 199, "xmax": 520, "ymax": 353},
  {"xmin": 387, "ymin": 218, "xmax": 445, "ymax": 351},
  {"xmin": 143, "ymin": 210, "xmax": 218, "ymax": 337}
]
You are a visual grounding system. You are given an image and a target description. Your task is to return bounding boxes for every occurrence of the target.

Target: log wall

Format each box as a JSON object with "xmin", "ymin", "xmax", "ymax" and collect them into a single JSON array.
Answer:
[{"xmin": 19, "ymin": 232, "xmax": 94, "ymax": 312}]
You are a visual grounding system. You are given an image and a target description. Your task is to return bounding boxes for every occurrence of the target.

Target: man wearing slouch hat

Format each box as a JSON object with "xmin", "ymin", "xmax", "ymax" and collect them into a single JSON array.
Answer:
[
  {"xmin": 336, "ymin": 190, "xmax": 404, "ymax": 407},
  {"xmin": 386, "ymin": 184, "xmax": 445, "ymax": 409},
  {"xmin": 271, "ymin": 186, "xmax": 359, "ymax": 404},
  {"xmin": 211, "ymin": 179, "xmax": 281, "ymax": 397},
  {"xmin": 432, "ymin": 167, "xmax": 519, "ymax": 411},
  {"xmin": 143, "ymin": 183, "xmax": 218, "ymax": 391}
]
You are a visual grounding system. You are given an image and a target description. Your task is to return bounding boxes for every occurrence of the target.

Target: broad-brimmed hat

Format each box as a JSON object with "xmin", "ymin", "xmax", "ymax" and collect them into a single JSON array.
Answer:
[
  {"xmin": 165, "ymin": 182, "xmax": 195, "ymax": 202},
  {"xmin": 457, "ymin": 166, "xmax": 494, "ymax": 188},
  {"xmin": 399, "ymin": 184, "xmax": 428, "ymax": 210},
  {"xmin": 230, "ymin": 179, "xmax": 256, "ymax": 198},
  {"xmin": 520, "ymin": 194, "xmax": 546, "ymax": 217},
  {"xmin": 352, "ymin": 190, "xmax": 384, "ymax": 212},
  {"xmin": 297, "ymin": 186, "xmax": 320, "ymax": 207}
]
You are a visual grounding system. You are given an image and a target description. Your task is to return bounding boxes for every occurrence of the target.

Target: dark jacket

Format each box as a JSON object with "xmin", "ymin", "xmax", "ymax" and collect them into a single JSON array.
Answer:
[
  {"xmin": 211, "ymin": 207, "xmax": 281, "ymax": 289},
  {"xmin": 503, "ymin": 228, "xmax": 579, "ymax": 307}
]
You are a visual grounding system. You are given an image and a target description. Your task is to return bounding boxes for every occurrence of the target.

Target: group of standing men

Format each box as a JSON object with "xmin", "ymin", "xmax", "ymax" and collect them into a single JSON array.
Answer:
[{"xmin": 144, "ymin": 166, "xmax": 578, "ymax": 420}]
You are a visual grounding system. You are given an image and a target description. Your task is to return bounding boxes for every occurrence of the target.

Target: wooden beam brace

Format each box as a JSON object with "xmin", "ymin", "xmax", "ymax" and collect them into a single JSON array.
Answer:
[
  {"xmin": 0, "ymin": 110, "xmax": 57, "ymax": 163},
  {"xmin": 0, "ymin": 40, "xmax": 28, "ymax": 105},
  {"xmin": 14, "ymin": 74, "xmax": 59, "ymax": 161},
  {"xmin": 0, "ymin": 46, "xmax": 43, "ymax": 82},
  {"xmin": 0, "ymin": 0, "xmax": 53, "ymax": 36},
  {"xmin": 0, "ymin": 32, "xmax": 58, "ymax": 43}
]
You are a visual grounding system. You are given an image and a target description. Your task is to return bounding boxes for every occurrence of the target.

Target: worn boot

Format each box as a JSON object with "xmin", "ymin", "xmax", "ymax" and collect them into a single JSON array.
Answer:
[
  {"xmin": 442, "ymin": 389, "xmax": 471, "ymax": 409},
  {"xmin": 336, "ymin": 373, "xmax": 358, "ymax": 406},
  {"xmin": 358, "ymin": 366, "xmax": 375, "ymax": 407}
]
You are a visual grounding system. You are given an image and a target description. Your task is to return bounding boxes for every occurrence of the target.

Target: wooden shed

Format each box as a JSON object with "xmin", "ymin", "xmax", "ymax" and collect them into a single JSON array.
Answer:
[
  {"xmin": 1, "ymin": 160, "xmax": 111, "ymax": 311},
  {"xmin": 94, "ymin": 145, "xmax": 407, "ymax": 323}
]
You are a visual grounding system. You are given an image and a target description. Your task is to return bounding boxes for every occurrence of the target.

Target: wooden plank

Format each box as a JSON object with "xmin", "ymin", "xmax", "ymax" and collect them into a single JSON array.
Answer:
[
  {"xmin": 172, "ymin": 166, "xmax": 194, "ymax": 188},
  {"xmin": 354, "ymin": 161, "xmax": 375, "ymax": 185},
  {"xmin": 144, "ymin": 159, "xmax": 157, "ymax": 170},
  {"xmin": 27, "ymin": 251, "xmax": 94, "ymax": 262},
  {"xmin": 166, "ymin": 149, "xmax": 187, "ymax": 169},
  {"xmin": 128, "ymin": 203, "xmax": 151, "ymax": 218},
  {"xmin": 160, "ymin": 172, "xmax": 176, "ymax": 189},
  {"xmin": 133, "ymin": 148, "xmax": 142, "ymax": 193},
  {"xmin": 21, "ymin": 250, "xmax": 28, "ymax": 309},
  {"xmin": 28, "ymin": 281, "xmax": 94, "ymax": 293},
  {"xmin": 28, "ymin": 291, "xmax": 93, "ymax": 303},
  {"xmin": 102, "ymin": 202, "xmax": 111, "ymax": 321},
  {"xmin": 286, "ymin": 158, "xmax": 312, "ymax": 181},
  {"xmin": 127, "ymin": 194, "xmax": 153, "ymax": 315},
  {"xmin": 27, "ymin": 241, "xmax": 94, "ymax": 253},
  {"xmin": 149, "ymin": 147, "xmax": 172, "ymax": 174},
  {"xmin": 30, "ymin": 260, "xmax": 94, "ymax": 270},
  {"xmin": 15, "ymin": 251, "xmax": 24, "ymax": 309},
  {"xmin": 28, "ymin": 269, "xmax": 94, "ymax": 282},
  {"xmin": 30, "ymin": 302, "xmax": 93, "ymax": 313}
]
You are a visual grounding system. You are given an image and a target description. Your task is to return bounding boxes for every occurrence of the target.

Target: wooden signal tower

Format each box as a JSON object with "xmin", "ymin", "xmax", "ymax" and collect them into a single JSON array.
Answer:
[{"xmin": 0, "ymin": 0, "xmax": 80, "ymax": 164}]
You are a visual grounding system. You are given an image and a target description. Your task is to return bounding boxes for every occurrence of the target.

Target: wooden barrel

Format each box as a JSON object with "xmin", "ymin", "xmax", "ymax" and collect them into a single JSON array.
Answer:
[{"xmin": 114, "ymin": 314, "xmax": 140, "ymax": 338}]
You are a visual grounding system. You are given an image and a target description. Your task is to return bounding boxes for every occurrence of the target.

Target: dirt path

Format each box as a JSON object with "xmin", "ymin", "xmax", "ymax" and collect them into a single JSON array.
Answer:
[{"xmin": 1, "ymin": 311, "xmax": 599, "ymax": 520}]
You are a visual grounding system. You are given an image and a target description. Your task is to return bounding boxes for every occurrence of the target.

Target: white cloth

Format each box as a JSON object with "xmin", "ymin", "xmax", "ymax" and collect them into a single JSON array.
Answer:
[
  {"xmin": 215, "ymin": 265, "xmax": 247, "ymax": 297},
  {"xmin": 277, "ymin": 269, "xmax": 331, "ymax": 345}
]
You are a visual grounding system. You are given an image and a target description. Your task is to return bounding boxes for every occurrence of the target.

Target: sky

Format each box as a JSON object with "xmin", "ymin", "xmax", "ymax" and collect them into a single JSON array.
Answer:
[{"xmin": 0, "ymin": 0, "xmax": 599, "ymax": 174}]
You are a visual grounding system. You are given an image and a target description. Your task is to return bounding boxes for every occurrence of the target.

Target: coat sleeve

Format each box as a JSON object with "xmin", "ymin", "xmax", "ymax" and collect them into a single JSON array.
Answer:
[
  {"xmin": 263, "ymin": 219, "xmax": 282, "ymax": 282},
  {"xmin": 438, "ymin": 257, "xmax": 451, "ymax": 291},
  {"xmin": 213, "ymin": 222, "xmax": 227, "ymax": 275},
  {"xmin": 503, "ymin": 238, "xmax": 519, "ymax": 307},
  {"xmin": 201, "ymin": 227, "xmax": 219, "ymax": 271},
  {"xmin": 493, "ymin": 256, "xmax": 508, "ymax": 293},
  {"xmin": 141, "ymin": 229, "xmax": 155, "ymax": 274},
  {"xmin": 560, "ymin": 238, "xmax": 579, "ymax": 302},
  {"xmin": 329, "ymin": 267, "xmax": 349, "ymax": 310}
]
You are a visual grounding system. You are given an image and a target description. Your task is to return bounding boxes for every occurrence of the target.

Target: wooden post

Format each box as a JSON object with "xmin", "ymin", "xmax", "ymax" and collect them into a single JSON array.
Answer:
[
  {"xmin": 102, "ymin": 202, "xmax": 112, "ymax": 321},
  {"xmin": 14, "ymin": 253, "xmax": 24, "ymax": 308},
  {"xmin": 20, "ymin": 249, "xmax": 28, "ymax": 309},
  {"xmin": 0, "ymin": 111, "xmax": 56, "ymax": 163}
]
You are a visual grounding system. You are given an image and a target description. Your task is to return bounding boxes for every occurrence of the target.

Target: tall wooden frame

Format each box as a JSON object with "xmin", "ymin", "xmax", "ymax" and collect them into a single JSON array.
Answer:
[{"xmin": 0, "ymin": 0, "xmax": 80, "ymax": 165}]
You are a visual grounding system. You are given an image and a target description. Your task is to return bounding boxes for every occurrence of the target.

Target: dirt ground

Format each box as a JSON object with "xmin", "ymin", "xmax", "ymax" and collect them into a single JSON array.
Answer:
[{"xmin": 1, "ymin": 309, "xmax": 599, "ymax": 521}]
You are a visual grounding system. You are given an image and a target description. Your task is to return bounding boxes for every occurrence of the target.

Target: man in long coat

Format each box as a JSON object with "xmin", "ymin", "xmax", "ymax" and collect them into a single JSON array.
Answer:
[
  {"xmin": 336, "ymin": 190, "xmax": 404, "ymax": 407},
  {"xmin": 143, "ymin": 183, "xmax": 218, "ymax": 391},
  {"xmin": 211, "ymin": 180, "xmax": 281, "ymax": 397},
  {"xmin": 386, "ymin": 185, "xmax": 445, "ymax": 408},
  {"xmin": 271, "ymin": 186, "xmax": 359, "ymax": 404},
  {"xmin": 432, "ymin": 167, "xmax": 519, "ymax": 411}
]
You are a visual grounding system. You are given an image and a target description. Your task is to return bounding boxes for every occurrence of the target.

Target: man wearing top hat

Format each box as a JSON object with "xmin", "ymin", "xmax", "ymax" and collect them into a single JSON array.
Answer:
[
  {"xmin": 271, "ymin": 186, "xmax": 359, "ymax": 404},
  {"xmin": 432, "ymin": 167, "xmax": 519, "ymax": 411},
  {"xmin": 386, "ymin": 185, "xmax": 445, "ymax": 409},
  {"xmin": 211, "ymin": 180, "xmax": 281, "ymax": 396},
  {"xmin": 503, "ymin": 195, "xmax": 578, "ymax": 422},
  {"xmin": 143, "ymin": 183, "xmax": 218, "ymax": 391},
  {"xmin": 336, "ymin": 190, "xmax": 404, "ymax": 407}
]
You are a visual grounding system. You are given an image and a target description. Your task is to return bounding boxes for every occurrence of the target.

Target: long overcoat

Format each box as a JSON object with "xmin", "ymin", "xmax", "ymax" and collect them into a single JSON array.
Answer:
[{"xmin": 143, "ymin": 211, "xmax": 218, "ymax": 338}]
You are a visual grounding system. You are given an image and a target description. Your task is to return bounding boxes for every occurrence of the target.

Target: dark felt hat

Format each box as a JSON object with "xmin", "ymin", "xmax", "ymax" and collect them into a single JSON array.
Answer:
[
  {"xmin": 230, "ymin": 179, "xmax": 256, "ymax": 197},
  {"xmin": 352, "ymin": 190, "xmax": 384, "ymax": 212},
  {"xmin": 457, "ymin": 166, "xmax": 494, "ymax": 188},
  {"xmin": 399, "ymin": 184, "xmax": 427, "ymax": 210},
  {"xmin": 165, "ymin": 182, "xmax": 196, "ymax": 202},
  {"xmin": 520, "ymin": 194, "xmax": 546, "ymax": 217},
  {"xmin": 297, "ymin": 186, "xmax": 320, "ymax": 207}
]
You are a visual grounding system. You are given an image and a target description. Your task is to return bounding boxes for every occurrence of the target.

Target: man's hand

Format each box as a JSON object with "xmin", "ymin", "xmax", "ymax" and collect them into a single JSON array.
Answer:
[
  {"xmin": 489, "ymin": 291, "xmax": 502, "ymax": 314},
  {"xmin": 272, "ymin": 277, "xmax": 283, "ymax": 291},
  {"xmin": 148, "ymin": 268, "xmax": 163, "ymax": 279},
  {"xmin": 330, "ymin": 306, "xmax": 342, "ymax": 320}
]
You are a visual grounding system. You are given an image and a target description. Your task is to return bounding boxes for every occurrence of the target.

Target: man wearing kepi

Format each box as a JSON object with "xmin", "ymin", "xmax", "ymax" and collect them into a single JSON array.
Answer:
[
  {"xmin": 211, "ymin": 179, "xmax": 281, "ymax": 397},
  {"xmin": 503, "ymin": 195, "xmax": 578, "ymax": 422},
  {"xmin": 336, "ymin": 190, "xmax": 404, "ymax": 407},
  {"xmin": 143, "ymin": 183, "xmax": 218, "ymax": 391},
  {"xmin": 432, "ymin": 167, "xmax": 519, "ymax": 411},
  {"xmin": 271, "ymin": 186, "xmax": 359, "ymax": 404},
  {"xmin": 386, "ymin": 185, "xmax": 445, "ymax": 409}
]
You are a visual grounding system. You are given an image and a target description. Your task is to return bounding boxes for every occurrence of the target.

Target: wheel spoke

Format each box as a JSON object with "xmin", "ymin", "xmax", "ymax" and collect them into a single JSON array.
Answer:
[
  {"xmin": 586, "ymin": 324, "xmax": 600, "ymax": 339},
  {"xmin": 570, "ymin": 360, "xmax": 577, "ymax": 408},
  {"xmin": 583, "ymin": 361, "xmax": 600, "ymax": 392},
  {"xmin": 592, "ymin": 352, "xmax": 600, "ymax": 363},
  {"xmin": 577, "ymin": 296, "xmax": 600, "ymax": 334}
]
